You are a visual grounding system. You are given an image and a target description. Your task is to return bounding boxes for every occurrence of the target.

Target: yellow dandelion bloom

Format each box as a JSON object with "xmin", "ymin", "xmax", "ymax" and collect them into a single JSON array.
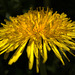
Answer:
[{"xmin": 0, "ymin": 7, "xmax": 75, "ymax": 73}]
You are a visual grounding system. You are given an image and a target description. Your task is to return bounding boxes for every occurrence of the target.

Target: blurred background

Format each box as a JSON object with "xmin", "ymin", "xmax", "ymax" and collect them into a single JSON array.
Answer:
[{"xmin": 0, "ymin": 0, "xmax": 75, "ymax": 75}]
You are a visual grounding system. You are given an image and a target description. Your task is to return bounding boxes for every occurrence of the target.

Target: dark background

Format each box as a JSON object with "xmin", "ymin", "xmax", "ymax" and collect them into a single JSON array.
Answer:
[{"xmin": 0, "ymin": 0, "xmax": 75, "ymax": 75}]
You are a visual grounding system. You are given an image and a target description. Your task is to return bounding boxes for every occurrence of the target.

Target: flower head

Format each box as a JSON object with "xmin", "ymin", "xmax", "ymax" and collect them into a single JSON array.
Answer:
[{"xmin": 0, "ymin": 7, "xmax": 75, "ymax": 73}]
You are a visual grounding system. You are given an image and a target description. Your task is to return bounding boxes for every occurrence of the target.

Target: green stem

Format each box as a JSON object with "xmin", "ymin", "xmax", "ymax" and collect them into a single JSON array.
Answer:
[{"xmin": 40, "ymin": 60, "xmax": 47, "ymax": 75}]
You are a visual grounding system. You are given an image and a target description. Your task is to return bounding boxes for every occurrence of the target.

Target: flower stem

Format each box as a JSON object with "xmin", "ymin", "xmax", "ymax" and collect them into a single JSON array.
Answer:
[{"xmin": 40, "ymin": 59, "xmax": 47, "ymax": 75}]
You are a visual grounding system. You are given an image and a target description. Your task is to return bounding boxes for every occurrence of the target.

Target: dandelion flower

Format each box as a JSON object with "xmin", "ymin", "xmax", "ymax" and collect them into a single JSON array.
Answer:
[{"xmin": 0, "ymin": 8, "xmax": 75, "ymax": 73}]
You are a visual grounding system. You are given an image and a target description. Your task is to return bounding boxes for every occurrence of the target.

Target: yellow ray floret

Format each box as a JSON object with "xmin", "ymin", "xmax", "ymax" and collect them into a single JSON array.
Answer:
[
  {"xmin": 43, "ymin": 41, "xmax": 48, "ymax": 63},
  {"xmin": 29, "ymin": 41, "xmax": 34, "ymax": 70},
  {"xmin": 8, "ymin": 38, "xmax": 28, "ymax": 65},
  {"xmin": 0, "ymin": 7, "xmax": 75, "ymax": 73}
]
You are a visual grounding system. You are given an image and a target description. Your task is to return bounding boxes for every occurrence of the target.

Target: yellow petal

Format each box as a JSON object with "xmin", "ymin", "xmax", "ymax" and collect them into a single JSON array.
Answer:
[
  {"xmin": 70, "ymin": 47, "xmax": 75, "ymax": 50},
  {"xmin": 45, "ymin": 41, "xmax": 51, "ymax": 51},
  {"xmin": 64, "ymin": 40, "xmax": 75, "ymax": 45},
  {"xmin": 8, "ymin": 53, "xmax": 21, "ymax": 65},
  {"xmin": 34, "ymin": 45, "xmax": 39, "ymax": 73},
  {"xmin": 0, "ymin": 43, "xmax": 13, "ymax": 55},
  {"xmin": 52, "ymin": 38, "xmax": 70, "ymax": 51},
  {"xmin": 60, "ymin": 48, "xmax": 70, "ymax": 62},
  {"xmin": 34, "ymin": 45, "xmax": 38, "ymax": 58},
  {"xmin": 43, "ymin": 41, "xmax": 47, "ymax": 63},
  {"xmin": 8, "ymin": 39, "xmax": 28, "ymax": 65},
  {"xmin": 67, "ymin": 32, "xmax": 75, "ymax": 37},
  {"xmin": 61, "ymin": 35, "xmax": 72, "ymax": 40},
  {"xmin": 36, "ymin": 58, "xmax": 39, "ymax": 73},
  {"xmin": 0, "ymin": 39, "xmax": 8, "ymax": 47},
  {"xmin": 0, "ymin": 44, "xmax": 9, "ymax": 51},
  {"xmin": 26, "ymin": 45, "xmax": 31, "ymax": 58},
  {"xmin": 14, "ymin": 42, "xmax": 20, "ymax": 49},
  {"xmin": 29, "ymin": 41, "xmax": 34, "ymax": 70},
  {"xmin": 6, "ymin": 42, "xmax": 19, "ymax": 53},
  {"xmin": 49, "ymin": 42, "xmax": 65, "ymax": 65}
]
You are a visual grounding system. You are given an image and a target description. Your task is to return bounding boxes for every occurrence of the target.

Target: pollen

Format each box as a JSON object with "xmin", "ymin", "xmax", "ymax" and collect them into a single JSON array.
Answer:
[{"xmin": 0, "ymin": 7, "xmax": 75, "ymax": 73}]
